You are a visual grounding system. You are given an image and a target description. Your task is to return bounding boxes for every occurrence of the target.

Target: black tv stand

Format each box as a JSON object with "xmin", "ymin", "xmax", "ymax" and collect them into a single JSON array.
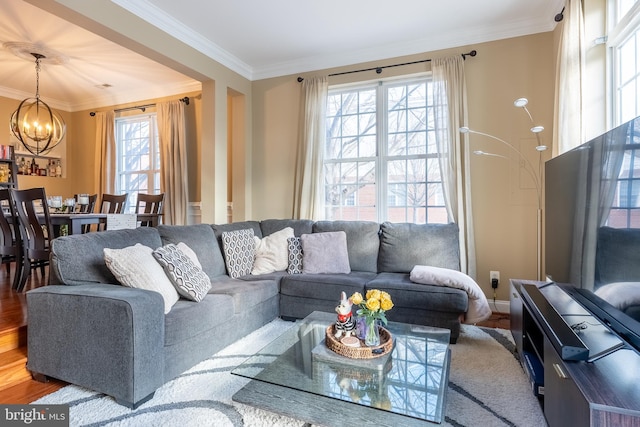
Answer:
[{"xmin": 510, "ymin": 279, "xmax": 640, "ymax": 427}]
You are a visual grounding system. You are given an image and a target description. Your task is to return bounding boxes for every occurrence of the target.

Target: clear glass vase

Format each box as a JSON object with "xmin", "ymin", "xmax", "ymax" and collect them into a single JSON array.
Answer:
[{"xmin": 364, "ymin": 316, "xmax": 381, "ymax": 347}]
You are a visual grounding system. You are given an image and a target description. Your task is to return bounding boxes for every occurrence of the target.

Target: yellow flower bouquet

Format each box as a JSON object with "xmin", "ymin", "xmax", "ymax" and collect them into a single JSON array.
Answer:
[{"xmin": 350, "ymin": 289, "xmax": 394, "ymax": 346}]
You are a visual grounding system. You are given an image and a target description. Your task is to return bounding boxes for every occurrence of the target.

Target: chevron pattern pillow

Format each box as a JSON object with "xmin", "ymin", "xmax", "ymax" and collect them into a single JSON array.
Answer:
[{"xmin": 153, "ymin": 243, "xmax": 211, "ymax": 302}]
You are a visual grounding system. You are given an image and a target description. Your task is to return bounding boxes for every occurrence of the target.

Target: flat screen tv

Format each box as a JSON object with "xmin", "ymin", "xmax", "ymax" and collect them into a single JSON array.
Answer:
[{"xmin": 545, "ymin": 116, "xmax": 640, "ymax": 351}]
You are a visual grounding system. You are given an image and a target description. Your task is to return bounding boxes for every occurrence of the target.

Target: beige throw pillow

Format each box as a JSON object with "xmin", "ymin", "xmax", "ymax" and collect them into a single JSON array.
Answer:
[
  {"xmin": 252, "ymin": 227, "xmax": 295, "ymax": 275},
  {"xmin": 104, "ymin": 243, "xmax": 179, "ymax": 314}
]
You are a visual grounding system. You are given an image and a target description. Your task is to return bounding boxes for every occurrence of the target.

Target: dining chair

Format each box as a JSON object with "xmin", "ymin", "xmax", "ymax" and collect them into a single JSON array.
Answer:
[
  {"xmin": 75, "ymin": 194, "xmax": 98, "ymax": 233},
  {"xmin": 10, "ymin": 187, "xmax": 54, "ymax": 292},
  {"xmin": 75, "ymin": 194, "xmax": 98, "ymax": 214},
  {"xmin": 98, "ymin": 193, "xmax": 128, "ymax": 231},
  {"xmin": 0, "ymin": 189, "xmax": 23, "ymax": 290},
  {"xmin": 135, "ymin": 193, "xmax": 164, "ymax": 227}
]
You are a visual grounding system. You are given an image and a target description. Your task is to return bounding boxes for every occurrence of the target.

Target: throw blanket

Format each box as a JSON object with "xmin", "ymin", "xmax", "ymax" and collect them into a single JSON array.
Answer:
[{"xmin": 410, "ymin": 265, "xmax": 492, "ymax": 324}]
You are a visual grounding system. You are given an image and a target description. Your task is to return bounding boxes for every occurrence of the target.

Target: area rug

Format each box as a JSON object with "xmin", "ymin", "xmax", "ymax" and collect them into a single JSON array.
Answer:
[{"xmin": 33, "ymin": 319, "xmax": 546, "ymax": 427}]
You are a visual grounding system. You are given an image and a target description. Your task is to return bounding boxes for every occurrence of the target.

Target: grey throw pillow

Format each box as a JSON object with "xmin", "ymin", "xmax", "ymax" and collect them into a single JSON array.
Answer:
[
  {"xmin": 153, "ymin": 243, "xmax": 212, "ymax": 302},
  {"xmin": 301, "ymin": 231, "xmax": 350, "ymax": 274}
]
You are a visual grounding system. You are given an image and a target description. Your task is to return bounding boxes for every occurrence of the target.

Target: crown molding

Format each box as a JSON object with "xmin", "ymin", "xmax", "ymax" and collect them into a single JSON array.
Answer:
[
  {"xmin": 252, "ymin": 19, "xmax": 559, "ymax": 80},
  {"xmin": 112, "ymin": 0, "xmax": 254, "ymax": 80}
]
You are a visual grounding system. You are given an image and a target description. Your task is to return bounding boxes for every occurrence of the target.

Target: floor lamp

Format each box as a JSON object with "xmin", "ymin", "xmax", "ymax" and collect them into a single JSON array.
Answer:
[{"xmin": 460, "ymin": 98, "xmax": 547, "ymax": 281}]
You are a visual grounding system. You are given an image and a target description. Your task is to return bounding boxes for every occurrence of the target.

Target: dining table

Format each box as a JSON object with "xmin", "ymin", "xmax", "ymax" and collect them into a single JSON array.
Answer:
[
  {"xmin": 49, "ymin": 213, "xmax": 108, "ymax": 236},
  {"xmin": 53, "ymin": 212, "xmax": 162, "ymax": 235}
]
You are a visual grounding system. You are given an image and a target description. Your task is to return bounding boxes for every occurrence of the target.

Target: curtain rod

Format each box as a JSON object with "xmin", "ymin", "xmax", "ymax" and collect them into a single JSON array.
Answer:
[
  {"xmin": 89, "ymin": 96, "xmax": 190, "ymax": 116},
  {"xmin": 296, "ymin": 50, "xmax": 477, "ymax": 82}
]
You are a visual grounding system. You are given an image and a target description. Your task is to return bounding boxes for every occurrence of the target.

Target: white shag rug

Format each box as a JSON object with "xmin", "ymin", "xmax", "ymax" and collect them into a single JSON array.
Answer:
[{"xmin": 33, "ymin": 319, "xmax": 547, "ymax": 427}]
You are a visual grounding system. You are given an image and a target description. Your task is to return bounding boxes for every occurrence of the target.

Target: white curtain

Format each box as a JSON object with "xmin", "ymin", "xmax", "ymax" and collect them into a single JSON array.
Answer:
[
  {"xmin": 553, "ymin": 0, "xmax": 585, "ymax": 156},
  {"xmin": 157, "ymin": 100, "xmax": 188, "ymax": 225},
  {"xmin": 93, "ymin": 110, "xmax": 116, "ymax": 199},
  {"xmin": 432, "ymin": 56, "xmax": 476, "ymax": 277},
  {"xmin": 293, "ymin": 76, "xmax": 328, "ymax": 220}
]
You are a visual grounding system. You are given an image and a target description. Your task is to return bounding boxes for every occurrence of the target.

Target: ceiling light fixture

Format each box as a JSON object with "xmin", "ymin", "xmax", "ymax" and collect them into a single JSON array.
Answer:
[{"xmin": 9, "ymin": 52, "xmax": 66, "ymax": 155}]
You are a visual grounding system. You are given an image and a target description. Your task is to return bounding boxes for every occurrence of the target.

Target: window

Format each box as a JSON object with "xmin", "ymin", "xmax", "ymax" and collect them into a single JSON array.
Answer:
[
  {"xmin": 115, "ymin": 114, "xmax": 161, "ymax": 213},
  {"xmin": 610, "ymin": 0, "xmax": 640, "ymax": 124},
  {"xmin": 607, "ymin": 127, "xmax": 640, "ymax": 228},
  {"xmin": 323, "ymin": 77, "xmax": 447, "ymax": 224},
  {"xmin": 607, "ymin": 0, "xmax": 640, "ymax": 226}
]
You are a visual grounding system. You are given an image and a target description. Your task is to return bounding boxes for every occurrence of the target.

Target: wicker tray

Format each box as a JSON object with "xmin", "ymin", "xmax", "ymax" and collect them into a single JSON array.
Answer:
[{"xmin": 325, "ymin": 324, "xmax": 394, "ymax": 359}]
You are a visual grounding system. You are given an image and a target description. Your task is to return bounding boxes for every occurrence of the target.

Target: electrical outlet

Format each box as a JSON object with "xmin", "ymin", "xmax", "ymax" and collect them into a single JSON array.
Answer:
[{"xmin": 490, "ymin": 271, "xmax": 500, "ymax": 289}]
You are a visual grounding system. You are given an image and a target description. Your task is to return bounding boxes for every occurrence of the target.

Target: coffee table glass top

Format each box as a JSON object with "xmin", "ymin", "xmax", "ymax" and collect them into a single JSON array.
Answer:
[{"xmin": 232, "ymin": 311, "xmax": 451, "ymax": 423}]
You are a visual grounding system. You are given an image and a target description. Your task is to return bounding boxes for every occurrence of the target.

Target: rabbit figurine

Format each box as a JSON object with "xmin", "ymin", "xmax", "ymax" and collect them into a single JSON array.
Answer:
[{"xmin": 334, "ymin": 291, "xmax": 356, "ymax": 338}]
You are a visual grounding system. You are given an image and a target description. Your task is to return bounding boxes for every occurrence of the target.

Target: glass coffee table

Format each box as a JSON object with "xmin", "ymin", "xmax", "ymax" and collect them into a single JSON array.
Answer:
[{"xmin": 232, "ymin": 311, "xmax": 451, "ymax": 426}]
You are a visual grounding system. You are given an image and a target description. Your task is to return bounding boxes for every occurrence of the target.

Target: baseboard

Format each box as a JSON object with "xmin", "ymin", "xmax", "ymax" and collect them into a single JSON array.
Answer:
[{"xmin": 488, "ymin": 299, "xmax": 510, "ymax": 315}]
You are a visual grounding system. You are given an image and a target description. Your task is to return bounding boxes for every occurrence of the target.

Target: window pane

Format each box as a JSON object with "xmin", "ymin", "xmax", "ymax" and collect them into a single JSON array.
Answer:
[
  {"xmin": 324, "ymin": 78, "xmax": 446, "ymax": 224},
  {"xmin": 115, "ymin": 114, "xmax": 160, "ymax": 213}
]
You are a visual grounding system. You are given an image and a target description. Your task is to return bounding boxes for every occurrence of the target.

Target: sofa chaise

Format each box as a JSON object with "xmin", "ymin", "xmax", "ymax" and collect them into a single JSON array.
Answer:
[{"xmin": 26, "ymin": 219, "xmax": 471, "ymax": 408}]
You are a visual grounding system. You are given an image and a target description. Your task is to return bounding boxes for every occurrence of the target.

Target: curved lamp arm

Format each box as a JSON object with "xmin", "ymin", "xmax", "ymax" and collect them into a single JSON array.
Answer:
[{"xmin": 461, "ymin": 127, "xmax": 542, "ymax": 209}]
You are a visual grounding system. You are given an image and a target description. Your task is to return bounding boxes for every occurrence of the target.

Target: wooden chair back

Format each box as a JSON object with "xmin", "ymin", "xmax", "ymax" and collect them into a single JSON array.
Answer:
[
  {"xmin": 10, "ymin": 187, "xmax": 54, "ymax": 291},
  {"xmin": 0, "ymin": 189, "xmax": 22, "ymax": 289},
  {"xmin": 135, "ymin": 193, "xmax": 164, "ymax": 226},
  {"xmin": 74, "ymin": 194, "xmax": 98, "ymax": 214},
  {"xmin": 100, "ymin": 193, "xmax": 128, "ymax": 214}
]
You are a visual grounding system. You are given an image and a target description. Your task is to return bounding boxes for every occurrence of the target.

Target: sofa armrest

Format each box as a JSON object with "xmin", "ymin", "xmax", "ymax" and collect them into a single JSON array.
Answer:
[{"xmin": 26, "ymin": 284, "xmax": 165, "ymax": 408}]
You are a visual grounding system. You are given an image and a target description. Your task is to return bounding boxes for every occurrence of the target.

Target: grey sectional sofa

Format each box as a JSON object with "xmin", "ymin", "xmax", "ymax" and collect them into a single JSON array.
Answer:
[{"xmin": 26, "ymin": 219, "xmax": 468, "ymax": 408}]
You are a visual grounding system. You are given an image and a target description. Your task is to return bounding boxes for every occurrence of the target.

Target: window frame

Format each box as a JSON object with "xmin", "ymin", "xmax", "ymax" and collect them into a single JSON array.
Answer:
[
  {"xmin": 323, "ymin": 75, "xmax": 447, "ymax": 224},
  {"xmin": 114, "ymin": 113, "xmax": 161, "ymax": 213}
]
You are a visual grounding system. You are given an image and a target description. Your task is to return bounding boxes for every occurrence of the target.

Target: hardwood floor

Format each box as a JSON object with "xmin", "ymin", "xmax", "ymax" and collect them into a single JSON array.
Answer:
[
  {"xmin": 0, "ymin": 266, "xmax": 67, "ymax": 404},
  {"xmin": 477, "ymin": 311, "xmax": 511, "ymax": 330},
  {"xmin": 0, "ymin": 264, "xmax": 509, "ymax": 405}
]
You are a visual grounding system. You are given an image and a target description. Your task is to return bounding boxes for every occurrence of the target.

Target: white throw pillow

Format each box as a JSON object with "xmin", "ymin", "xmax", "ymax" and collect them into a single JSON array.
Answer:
[
  {"xmin": 252, "ymin": 227, "xmax": 295, "ymax": 275},
  {"xmin": 176, "ymin": 242, "xmax": 202, "ymax": 268},
  {"xmin": 104, "ymin": 243, "xmax": 179, "ymax": 314},
  {"xmin": 301, "ymin": 231, "xmax": 351, "ymax": 274}
]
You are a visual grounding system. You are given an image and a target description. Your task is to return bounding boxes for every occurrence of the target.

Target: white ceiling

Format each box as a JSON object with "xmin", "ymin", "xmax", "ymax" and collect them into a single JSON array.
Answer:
[{"xmin": 0, "ymin": 0, "xmax": 564, "ymax": 112}]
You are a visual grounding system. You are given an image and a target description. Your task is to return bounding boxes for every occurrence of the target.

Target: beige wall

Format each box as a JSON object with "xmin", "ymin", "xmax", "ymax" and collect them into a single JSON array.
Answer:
[{"xmin": 251, "ymin": 33, "xmax": 556, "ymax": 299}]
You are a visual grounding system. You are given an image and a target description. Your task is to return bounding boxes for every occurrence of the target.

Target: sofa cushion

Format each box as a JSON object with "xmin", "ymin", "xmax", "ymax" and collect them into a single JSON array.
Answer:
[
  {"xmin": 280, "ymin": 271, "xmax": 375, "ymax": 300},
  {"xmin": 157, "ymin": 224, "xmax": 226, "ymax": 279},
  {"xmin": 104, "ymin": 243, "xmax": 179, "ymax": 314},
  {"xmin": 260, "ymin": 219, "xmax": 314, "ymax": 237},
  {"xmin": 301, "ymin": 231, "xmax": 350, "ymax": 274},
  {"xmin": 252, "ymin": 227, "xmax": 294, "ymax": 275},
  {"xmin": 212, "ymin": 221, "xmax": 262, "ymax": 240},
  {"xmin": 287, "ymin": 236, "xmax": 303, "ymax": 274},
  {"xmin": 367, "ymin": 272, "xmax": 468, "ymax": 312},
  {"xmin": 378, "ymin": 222, "xmax": 460, "ymax": 273},
  {"xmin": 208, "ymin": 275, "xmax": 279, "ymax": 314},
  {"xmin": 50, "ymin": 227, "xmax": 163, "ymax": 286},
  {"xmin": 164, "ymin": 293, "xmax": 235, "ymax": 347},
  {"xmin": 221, "ymin": 229, "xmax": 256, "ymax": 278},
  {"xmin": 313, "ymin": 221, "xmax": 380, "ymax": 273},
  {"xmin": 152, "ymin": 244, "xmax": 211, "ymax": 302}
]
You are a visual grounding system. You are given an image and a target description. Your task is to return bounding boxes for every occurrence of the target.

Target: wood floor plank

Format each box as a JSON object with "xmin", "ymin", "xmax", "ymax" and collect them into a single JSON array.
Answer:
[{"xmin": 0, "ymin": 266, "xmax": 66, "ymax": 403}]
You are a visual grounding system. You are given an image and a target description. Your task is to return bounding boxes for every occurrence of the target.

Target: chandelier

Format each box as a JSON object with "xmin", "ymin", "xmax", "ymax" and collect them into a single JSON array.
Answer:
[{"xmin": 10, "ymin": 52, "xmax": 66, "ymax": 155}]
